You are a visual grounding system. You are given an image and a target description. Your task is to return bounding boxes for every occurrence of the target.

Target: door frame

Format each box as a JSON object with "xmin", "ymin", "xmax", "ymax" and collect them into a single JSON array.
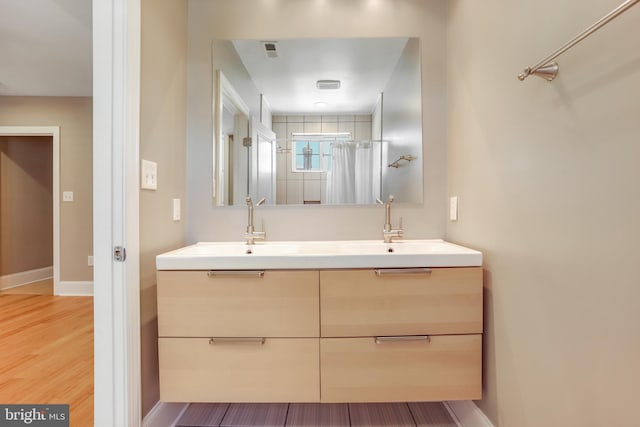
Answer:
[
  {"xmin": 93, "ymin": 0, "xmax": 142, "ymax": 425},
  {"xmin": 0, "ymin": 126, "xmax": 60, "ymax": 294}
]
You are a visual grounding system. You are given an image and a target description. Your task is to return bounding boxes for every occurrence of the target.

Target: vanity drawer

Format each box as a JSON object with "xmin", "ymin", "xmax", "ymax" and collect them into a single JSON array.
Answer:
[
  {"xmin": 320, "ymin": 335, "xmax": 481, "ymax": 402},
  {"xmin": 320, "ymin": 267, "xmax": 482, "ymax": 337},
  {"xmin": 159, "ymin": 337, "xmax": 320, "ymax": 402},
  {"xmin": 157, "ymin": 270, "xmax": 319, "ymax": 337}
]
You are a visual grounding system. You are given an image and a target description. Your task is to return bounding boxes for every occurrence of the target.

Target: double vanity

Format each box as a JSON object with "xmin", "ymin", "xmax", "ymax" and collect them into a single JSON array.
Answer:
[{"xmin": 156, "ymin": 239, "xmax": 483, "ymax": 403}]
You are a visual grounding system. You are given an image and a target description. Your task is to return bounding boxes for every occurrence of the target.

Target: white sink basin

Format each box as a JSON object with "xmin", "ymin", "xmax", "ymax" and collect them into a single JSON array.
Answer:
[{"xmin": 156, "ymin": 239, "xmax": 482, "ymax": 270}]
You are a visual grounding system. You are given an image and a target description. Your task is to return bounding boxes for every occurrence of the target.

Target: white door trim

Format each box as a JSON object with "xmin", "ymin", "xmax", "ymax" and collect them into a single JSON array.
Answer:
[
  {"xmin": 0, "ymin": 126, "xmax": 60, "ymax": 295},
  {"xmin": 93, "ymin": 0, "xmax": 141, "ymax": 425}
]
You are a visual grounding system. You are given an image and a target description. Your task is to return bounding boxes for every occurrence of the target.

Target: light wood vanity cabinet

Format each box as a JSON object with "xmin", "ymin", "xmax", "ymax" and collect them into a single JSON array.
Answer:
[
  {"xmin": 157, "ymin": 267, "xmax": 482, "ymax": 403},
  {"xmin": 320, "ymin": 335, "xmax": 481, "ymax": 402},
  {"xmin": 320, "ymin": 267, "xmax": 483, "ymax": 402},
  {"xmin": 158, "ymin": 337, "xmax": 319, "ymax": 402},
  {"xmin": 157, "ymin": 270, "xmax": 320, "ymax": 402},
  {"xmin": 157, "ymin": 270, "xmax": 319, "ymax": 337},
  {"xmin": 320, "ymin": 267, "xmax": 483, "ymax": 337}
]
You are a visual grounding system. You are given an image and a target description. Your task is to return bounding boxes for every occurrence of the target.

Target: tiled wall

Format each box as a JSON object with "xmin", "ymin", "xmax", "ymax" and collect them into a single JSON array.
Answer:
[{"xmin": 272, "ymin": 114, "xmax": 372, "ymax": 204}]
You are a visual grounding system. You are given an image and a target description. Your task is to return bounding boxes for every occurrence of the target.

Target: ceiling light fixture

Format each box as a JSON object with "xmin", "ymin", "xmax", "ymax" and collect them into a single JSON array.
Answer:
[
  {"xmin": 314, "ymin": 101, "xmax": 329, "ymax": 108},
  {"xmin": 316, "ymin": 80, "xmax": 341, "ymax": 90}
]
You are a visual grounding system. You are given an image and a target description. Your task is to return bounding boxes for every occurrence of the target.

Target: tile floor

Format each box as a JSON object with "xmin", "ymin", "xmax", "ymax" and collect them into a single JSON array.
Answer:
[{"xmin": 176, "ymin": 402, "xmax": 458, "ymax": 427}]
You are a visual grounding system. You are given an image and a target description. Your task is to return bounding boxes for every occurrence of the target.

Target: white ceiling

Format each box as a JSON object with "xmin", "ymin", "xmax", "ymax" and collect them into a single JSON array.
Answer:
[
  {"xmin": 0, "ymin": 4, "xmax": 406, "ymax": 110},
  {"xmin": 0, "ymin": 0, "xmax": 92, "ymax": 96},
  {"xmin": 232, "ymin": 37, "xmax": 409, "ymax": 114}
]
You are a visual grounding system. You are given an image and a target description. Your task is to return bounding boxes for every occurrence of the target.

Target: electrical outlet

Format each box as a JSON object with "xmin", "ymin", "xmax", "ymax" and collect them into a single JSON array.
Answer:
[
  {"xmin": 172, "ymin": 198, "xmax": 181, "ymax": 221},
  {"xmin": 450, "ymin": 196, "xmax": 458, "ymax": 221},
  {"xmin": 88, "ymin": 255, "xmax": 94, "ymax": 266},
  {"xmin": 63, "ymin": 191, "xmax": 74, "ymax": 202}
]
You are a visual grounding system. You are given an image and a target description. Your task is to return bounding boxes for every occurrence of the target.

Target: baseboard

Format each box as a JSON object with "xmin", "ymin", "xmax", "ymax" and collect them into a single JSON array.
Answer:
[
  {"xmin": 0, "ymin": 266, "xmax": 53, "ymax": 290},
  {"xmin": 142, "ymin": 401, "xmax": 188, "ymax": 427},
  {"xmin": 56, "ymin": 281, "xmax": 94, "ymax": 296},
  {"xmin": 445, "ymin": 401, "xmax": 495, "ymax": 427}
]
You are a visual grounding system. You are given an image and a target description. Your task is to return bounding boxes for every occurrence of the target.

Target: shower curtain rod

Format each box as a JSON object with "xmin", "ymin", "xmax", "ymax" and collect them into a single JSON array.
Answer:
[{"xmin": 518, "ymin": 0, "xmax": 640, "ymax": 81}]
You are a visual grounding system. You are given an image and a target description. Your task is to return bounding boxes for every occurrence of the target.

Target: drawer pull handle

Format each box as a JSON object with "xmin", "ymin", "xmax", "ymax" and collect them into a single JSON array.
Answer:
[
  {"xmin": 209, "ymin": 337, "xmax": 266, "ymax": 345},
  {"xmin": 374, "ymin": 268, "xmax": 432, "ymax": 276},
  {"xmin": 375, "ymin": 335, "xmax": 431, "ymax": 344},
  {"xmin": 207, "ymin": 270, "xmax": 265, "ymax": 278}
]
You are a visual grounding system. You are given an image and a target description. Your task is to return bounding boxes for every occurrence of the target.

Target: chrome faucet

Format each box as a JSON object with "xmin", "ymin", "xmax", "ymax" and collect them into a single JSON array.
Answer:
[
  {"xmin": 245, "ymin": 196, "xmax": 266, "ymax": 245},
  {"xmin": 377, "ymin": 195, "xmax": 404, "ymax": 243}
]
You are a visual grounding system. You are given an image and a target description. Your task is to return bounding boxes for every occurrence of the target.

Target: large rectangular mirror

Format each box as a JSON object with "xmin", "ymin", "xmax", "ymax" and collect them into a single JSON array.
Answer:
[{"xmin": 213, "ymin": 37, "xmax": 423, "ymax": 206}]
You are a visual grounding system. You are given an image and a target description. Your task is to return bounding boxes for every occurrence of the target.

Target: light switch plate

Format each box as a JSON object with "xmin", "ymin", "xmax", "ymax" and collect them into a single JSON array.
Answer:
[
  {"xmin": 63, "ymin": 191, "xmax": 74, "ymax": 202},
  {"xmin": 450, "ymin": 196, "xmax": 458, "ymax": 221},
  {"xmin": 172, "ymin": 198, "xmax": 181, "ymax": 221},
  {"xmin": 141, "ymin": 159, "xmax": 158, "ymax": 190}
]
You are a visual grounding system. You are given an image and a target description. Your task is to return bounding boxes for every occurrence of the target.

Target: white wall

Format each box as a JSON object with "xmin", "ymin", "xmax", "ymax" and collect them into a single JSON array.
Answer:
[
  {"xmin": 447, "ymin": 1, "xmax": 640, "ymax": 426},
  {"xmin": 186, "ymin": 0, "xmax": 447, "ymax": 242},
  {"xmin": 212, "ymin": 39, "xmax": 262, "ymax": 116}
]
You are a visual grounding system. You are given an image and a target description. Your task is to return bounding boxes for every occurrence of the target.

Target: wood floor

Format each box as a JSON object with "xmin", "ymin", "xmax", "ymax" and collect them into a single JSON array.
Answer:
[
  {"xmin": 0, "ymin": 294, "xmax": 93, "ymax": 426},
  {"xmin": 176, "ymin": 402, "xmax": 458, "ymax": 427},
  {"xmin": 0, "ymin": 278, "xmax": 53, "ymax": 295}
]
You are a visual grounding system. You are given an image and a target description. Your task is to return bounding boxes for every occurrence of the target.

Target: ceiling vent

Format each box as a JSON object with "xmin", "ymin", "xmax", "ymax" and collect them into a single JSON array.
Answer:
[
  {"xmin": 316, "ymin": 80, "xmax": 341, "ymax": 90},
  {"xmin": 262, "ymin": 41, "xmax": 278, "ymax": 58}
]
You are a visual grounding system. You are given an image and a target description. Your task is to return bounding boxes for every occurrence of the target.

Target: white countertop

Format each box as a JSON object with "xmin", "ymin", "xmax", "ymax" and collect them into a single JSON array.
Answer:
[{"xmin": 156, "ymin": 239, "xmax": 482, "ymax": 270}]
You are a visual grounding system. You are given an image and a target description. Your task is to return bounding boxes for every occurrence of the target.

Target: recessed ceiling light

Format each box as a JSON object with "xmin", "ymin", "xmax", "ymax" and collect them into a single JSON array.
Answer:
[
  {"xmin": 314, "ymin": 101, "xmax": 329, "ymax": 108},
  {"xmin": 316, "ymin": 80, "xmax": 341, "ymax": 90}
]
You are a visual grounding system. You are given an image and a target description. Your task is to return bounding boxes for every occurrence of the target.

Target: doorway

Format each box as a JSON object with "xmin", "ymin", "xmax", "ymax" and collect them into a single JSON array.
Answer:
[{"xmin": 0, "ymin": 127, "xmax": 60, "ymax": 295}]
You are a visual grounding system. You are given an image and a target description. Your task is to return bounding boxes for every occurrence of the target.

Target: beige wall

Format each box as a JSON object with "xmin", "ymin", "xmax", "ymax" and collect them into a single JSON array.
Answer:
[
  {"xmin": 187, "ymin": 0, "xmax": 448, "ymax": 242},
  {"xmin": 0, "ymin": 97, "xmax": 93, "ymax": 281},
  {"xmin": 447, "ymin": 1, "xmax": 640, "ymax": 426},
  {"xmin": 139, "ymin": 0, "xmax": 188, "ymax": 417},
  {"xmin": 0, "ymin": 136, "xmax": 53, "ymax": 276}
]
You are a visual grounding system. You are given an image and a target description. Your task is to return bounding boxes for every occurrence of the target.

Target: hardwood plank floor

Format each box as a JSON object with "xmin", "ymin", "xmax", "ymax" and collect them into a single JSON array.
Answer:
[
  {"xmin": 177, "ymin": 402, "xmax": 457, "ymax": 427},
  {"xmin": 0, "ymin": 279, "xmax": 53, "ymax": 295},
  {"xmin": 0, "ymin": 294, "xmax": 93, "ymax": 426}
]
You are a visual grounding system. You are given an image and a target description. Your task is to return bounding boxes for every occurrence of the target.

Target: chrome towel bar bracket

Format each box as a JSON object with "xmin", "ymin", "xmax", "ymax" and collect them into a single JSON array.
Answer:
[{"xmin": 518, "ymin": 0, "xmax": 639, "ymax": 81}]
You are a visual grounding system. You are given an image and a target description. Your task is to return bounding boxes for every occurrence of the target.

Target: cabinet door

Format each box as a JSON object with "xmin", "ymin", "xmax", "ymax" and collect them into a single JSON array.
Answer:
[
  {"xmin": 159, "ymin": 337, "xmax": 319, "ymax": 402},
  {"xmin": 320, "ymin": 335, "xmax": 481, "ymax": 402},
  {"xmin": 320, "ymin": 267, "xmax": 482, "ymax": 337},
  {"xmin": 157, "ymin": 270, "xmax": 319, "ymax": 337}
]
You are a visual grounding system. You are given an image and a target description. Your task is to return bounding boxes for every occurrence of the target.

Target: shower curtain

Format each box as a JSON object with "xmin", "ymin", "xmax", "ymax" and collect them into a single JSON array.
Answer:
[{"xmin": 326, "ymin": 142, "xmax": 378, "ymax": 204}]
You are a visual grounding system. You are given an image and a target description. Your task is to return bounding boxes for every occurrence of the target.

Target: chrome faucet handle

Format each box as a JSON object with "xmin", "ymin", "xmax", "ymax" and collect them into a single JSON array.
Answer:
[
  {"xmin": 246, "ymin": 230, "xmax": 266, "ymax": 244},
  {"xmin": 379, "ymin": 194, "xmax": 402, "ymax": 243},
  {"xmin": 245, "ymin": 195, "xmax": 266, "ymax": 244},
  {"xmin": 246, "ymin": 196, "xmax": 266, "ymax": 207}
]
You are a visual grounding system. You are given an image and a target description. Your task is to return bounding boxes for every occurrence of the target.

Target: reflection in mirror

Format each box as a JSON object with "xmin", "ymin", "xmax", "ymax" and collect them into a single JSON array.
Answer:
[
  {"xmin": 212, "ymin": 37, "xmax": 422, "ymax": 206},
  {"xmin": 215, "ymin": 71, "xmax": 249, "ymax": 206}
]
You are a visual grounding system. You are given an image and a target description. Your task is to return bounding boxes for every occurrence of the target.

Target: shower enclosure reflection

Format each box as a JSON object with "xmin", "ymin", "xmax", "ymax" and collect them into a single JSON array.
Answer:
[{"xmin": 280, "ymin": 133, "xmax": 383, "ymax": 205}]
